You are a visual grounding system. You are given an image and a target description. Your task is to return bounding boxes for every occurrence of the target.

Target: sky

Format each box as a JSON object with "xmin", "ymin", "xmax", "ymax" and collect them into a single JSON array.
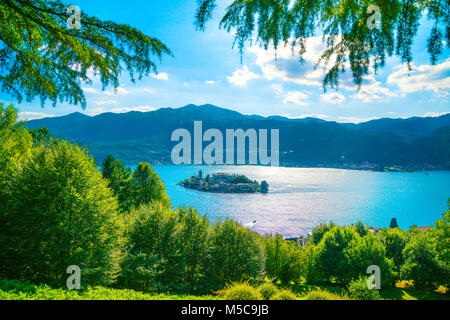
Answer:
[{"xmin": 2, "ymin": 0, "xmax": 449, "ymax": 123}]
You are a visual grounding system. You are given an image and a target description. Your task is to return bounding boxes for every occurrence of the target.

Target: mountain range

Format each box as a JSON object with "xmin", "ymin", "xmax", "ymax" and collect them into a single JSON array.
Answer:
[{"xmin": 27, "ymin": 104, "xmax": 450, "ymax": 170}]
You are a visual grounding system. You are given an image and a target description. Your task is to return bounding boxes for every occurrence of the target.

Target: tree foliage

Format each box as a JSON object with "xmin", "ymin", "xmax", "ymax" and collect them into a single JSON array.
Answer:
[
  {"xmin": 264, "ymin": 234, "xmax": 302, "ymax": 283},
  {"xmin": 209, "ymin": 219, "xmax": 264, "ymax": 288},
  {"xmin": 0, "ymin": 0, "xmax": 171, "ymax": 107},
  {"xmin": 132, "ymin": 162, "xmax": 171, "ymax": 209},
  {"xmin": 0, "ymin": 140, "xmax": 124, "ymax": 287},
  {"xmin": 196, "ymin": 0, "xmax": 449, "ymax": 88}
]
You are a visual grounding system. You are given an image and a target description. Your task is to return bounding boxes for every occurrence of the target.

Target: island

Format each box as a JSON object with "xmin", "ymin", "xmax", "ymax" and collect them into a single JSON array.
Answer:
[{"xmin": 178, "ymin": 170, "xmax": 269, "ymax": 193}]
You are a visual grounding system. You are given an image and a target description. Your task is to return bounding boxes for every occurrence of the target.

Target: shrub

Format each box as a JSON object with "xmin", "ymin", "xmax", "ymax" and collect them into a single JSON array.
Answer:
[
  {"xmin": 302, "ymin": 289, "xmax": 347, "ymax": 300},
  {"xmin": 257, "ymin": 283, "xmax": 278, "ymax": 300},
  {"xmin": 348, "ymin": 276, "xmax": 381, "ymax": 300},
  {"xmin": 222, "ymin": 283, "xmax": 262, "ymax": 300},
  {"xmin": 270, "ymin": 289, "xmax": 297, "ymax": 300}
]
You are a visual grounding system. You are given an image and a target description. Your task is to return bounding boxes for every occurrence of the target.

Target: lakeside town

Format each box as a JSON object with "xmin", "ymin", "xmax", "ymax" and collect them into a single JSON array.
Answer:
[{"xmin": 178, "ymin": 171, "xmax": 269, "ymax": 193}]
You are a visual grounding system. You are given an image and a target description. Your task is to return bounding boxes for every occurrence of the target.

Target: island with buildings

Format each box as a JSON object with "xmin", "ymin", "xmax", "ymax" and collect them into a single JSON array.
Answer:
[{"xmin": 178, "ymin": 171, "xmax": 269, "ymax": 194}]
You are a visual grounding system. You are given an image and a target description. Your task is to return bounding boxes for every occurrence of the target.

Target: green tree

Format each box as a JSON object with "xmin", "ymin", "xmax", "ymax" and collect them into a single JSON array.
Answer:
[
  {"xmin": 176, "ymin": 206, "xmax": 213, "ymax": 294},
  {"xmin": 196, "ymin": 0, "xmax": 448, "ymax": 88},
  {"xmin": 0, "ymin": 140, "xmax": 124, "ymax": 287},
  {"xmin": 377, "ymin": 227, "xmax": 408, "ymax": 273},
  {"xmin": 353, "ymin": 221, "xmax": 369, "ymax": 237},
  {"xmin": 260, "ymin": 180, "xmax": 269, "ymax": 193},
  {"xmin": 429, "ymin": 200, "xmax": 450, "ymax": 266},
  {"xmin": 344, "ymin": 234, "xmax": 395, "ymax": 287},
  {"xmin": 132, "ymin": 162, "xmax": 171, "ymax": 208},
  {"xmin": 118, "ymin": 203, "xmax": 182, "ymax": 292},
  {"xmin": 390, "ymin": 218, "xmax": 399, "ymax": 228},
  {"xmin": 264, "ymin": 234, "xmax": 302, "ymax": 284},
  {"xmin": 316, "ymin": 226, "xmax": 359, "ymax": 284},
  {"xmin": 101, "ymin": 155, "xmax": 133, "ymax": 212},
  {"xmin": 209, "ymin": 219, "xmax": 264, "ymax": 289},
  {"xmin": 310, "ymin": 222, "xmax": 336, "ymax": 245},
  {"xmin": 0, "ymin": 0, "xmax": 171, "ymax": 107},
  {"xmin": 400, "ymin": 233, "xmax": 448, "ymax": 290}
]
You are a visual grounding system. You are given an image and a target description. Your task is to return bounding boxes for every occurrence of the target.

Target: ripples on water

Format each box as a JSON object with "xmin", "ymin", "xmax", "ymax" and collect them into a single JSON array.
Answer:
[{"xmin": 150, "ymin": 165, "xmax": 450, "ymax": 238}]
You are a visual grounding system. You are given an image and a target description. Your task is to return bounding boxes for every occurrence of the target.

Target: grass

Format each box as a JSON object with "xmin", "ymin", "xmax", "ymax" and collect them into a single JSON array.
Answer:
[
  {"xmin": 0, "ymin": 280, "xmax": 217, "ymax": 300},
  {"xmin": 0, "ymin": 279, "xmax": 447, "ymax": 300}
]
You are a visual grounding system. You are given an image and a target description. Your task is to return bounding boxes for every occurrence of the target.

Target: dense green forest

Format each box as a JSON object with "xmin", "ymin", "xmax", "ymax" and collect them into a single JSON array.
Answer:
[{"xmin": 1, "ymin": 103, "xmax": 449, "ymax": 300}]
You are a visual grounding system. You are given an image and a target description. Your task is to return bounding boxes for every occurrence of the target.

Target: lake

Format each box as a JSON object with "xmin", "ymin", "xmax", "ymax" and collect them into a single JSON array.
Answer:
[{"xmin": 147, "ymin": 165, "xmax": 450, "ymax": 238}]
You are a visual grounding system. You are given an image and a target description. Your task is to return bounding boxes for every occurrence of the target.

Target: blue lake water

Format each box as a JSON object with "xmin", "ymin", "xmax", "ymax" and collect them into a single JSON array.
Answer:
[{"xmin": 147, "ymin": 165, "xmax": 450, "ymax": 238}]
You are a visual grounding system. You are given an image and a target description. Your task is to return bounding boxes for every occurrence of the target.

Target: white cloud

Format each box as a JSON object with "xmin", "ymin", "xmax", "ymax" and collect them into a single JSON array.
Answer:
[
  {"xmin": 227, "ymin": 65, "xmax": 260, "ymax": 86},
  {"xmin": 423, "ymin": 111, "xmax": 450, "ymax": 117},
  {"xmin": 205, "ymin": 80, "xmax": 217, "ymax": 85},
  {"xmin": 142, "ymin": 88, "xmax": 156, "ymax": 94},
  {"xmin": 103, "ymin": 87, "xmax": 130, "ymax": 96},
  {"xmin": 94, "ymin": 99, "xmax": 118, "ymax": 106},
  {"xmin": 151, "ymin": 72, "xmax": 169, "ymax": 80},
  {"xmin": 110, "ymin": 105, "xmax": 156, "ymax": 113},
  {"xmin": 387, "ymin": 60, "xmax": 450, "ymax": 95},
  {"xmin": 282, "ymin": 91, "xmax": 309, "ymax": 106},
  {"xmin": 336, "ymin": 116, "xmax": 380, "ymax": 123},
  {"xmin": 18, "ymin": 112, "xmax": 55, "ymax": 121},
  {"xmin": 350, "ymin": 75, "xmax": 399, "ymax": 102},
  {"xmin": 248, "ymin": 37, "xmax": 328, "ymax": 87},
  {"xmin": 85, "ymin": 105, "xmax": 157, "ymax": 116},
  {"xmin": 82, "ymin": 87, "xmax": 99, "ymax": 94},
  {"xmin": 321, "ymin": 92, "xmax": 346, "ymax": 104}
]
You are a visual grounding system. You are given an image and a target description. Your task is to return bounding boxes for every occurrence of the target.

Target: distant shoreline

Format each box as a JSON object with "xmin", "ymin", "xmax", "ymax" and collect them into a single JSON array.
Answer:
[{"xmin": 125, "ymin": 162, "xmax": 449, "ymax": 173}]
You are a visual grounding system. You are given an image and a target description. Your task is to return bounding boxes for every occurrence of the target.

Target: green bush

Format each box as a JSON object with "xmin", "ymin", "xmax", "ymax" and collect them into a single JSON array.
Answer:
[
  {"xmin": 257, "ymin": 283, "xmax": 278, "ymax": 300},
  {"xmin": 348, "ymin": 276, "xmax": 381, "ymax": 300},
  {"xmin": 302, "ymin": 289, "xmax": 348, "ymax": 300},
  {"xmin": 222, "ymin": 283, "xmax": 262, "ymax": 300},
  {"xmin": 270, "ymin": 289, "xmax": 297, "ymax": 300}
]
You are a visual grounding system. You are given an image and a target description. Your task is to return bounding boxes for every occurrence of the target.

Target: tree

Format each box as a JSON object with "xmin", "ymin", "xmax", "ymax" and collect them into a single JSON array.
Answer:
[
  {"xmin": 118, "ymin": 203, "xmax": 182, "ymax": 292},
  {"xmin": 316, "ymin": 226, "xmax": 359, "ymax": 284},
  {"xmin": 353, "ymin": 221, "xmax": 369, "ymax": 237},
  {"xmin": 196, "ymin": 0, "xmax": 449, "ymax": 88},
  {"xmin": 344, "ymin": 234, "xmax": 395, "ymax": 287},
  {"xmin": 401, "ymin": 233, "xmax": 448, "ymax": 290},
  {"xmin": 0, "ymin": 140, "xmax": 124, "ymax": 287},
  {"xmin": 377, "ymin": 228, "xmax": 408, "ymax": 273},
  {"xmin": 0, "ymin": 0, "xmax": 171, "ymax": 107},
  {"xmin": 101, "ymin": 155, "xmax": 133, "ymax": 212},
  {"xmin": 264, "ymin": 234, "xmax": 302, "ymax": 284},
  {"xmin": 176, "ymin": 206, "xmax": 213, "ymax": 293},
  {"xmin": 209, "ymin": 219, "xmax": 264, "ymax": 289},
  {"xmin": 390, "ymin": 218, "xmax": 399, "ymax": 228},
  {"xmin": 310, "ymin": 222, "xmax": 336, "ymax": 245},
  {"xmin": 132, "ymin": 162, "xmax": 171, "ymax": 208},
  {"xmin": 260, "ymin": 180, "xmax": 269, "ymax": 193}
]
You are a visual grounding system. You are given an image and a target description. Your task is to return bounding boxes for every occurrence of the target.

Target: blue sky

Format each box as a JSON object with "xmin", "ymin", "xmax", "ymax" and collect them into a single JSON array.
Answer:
[{"xmin": 2, "ymin": 0, "xmax": 449, "ymax": 123}]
